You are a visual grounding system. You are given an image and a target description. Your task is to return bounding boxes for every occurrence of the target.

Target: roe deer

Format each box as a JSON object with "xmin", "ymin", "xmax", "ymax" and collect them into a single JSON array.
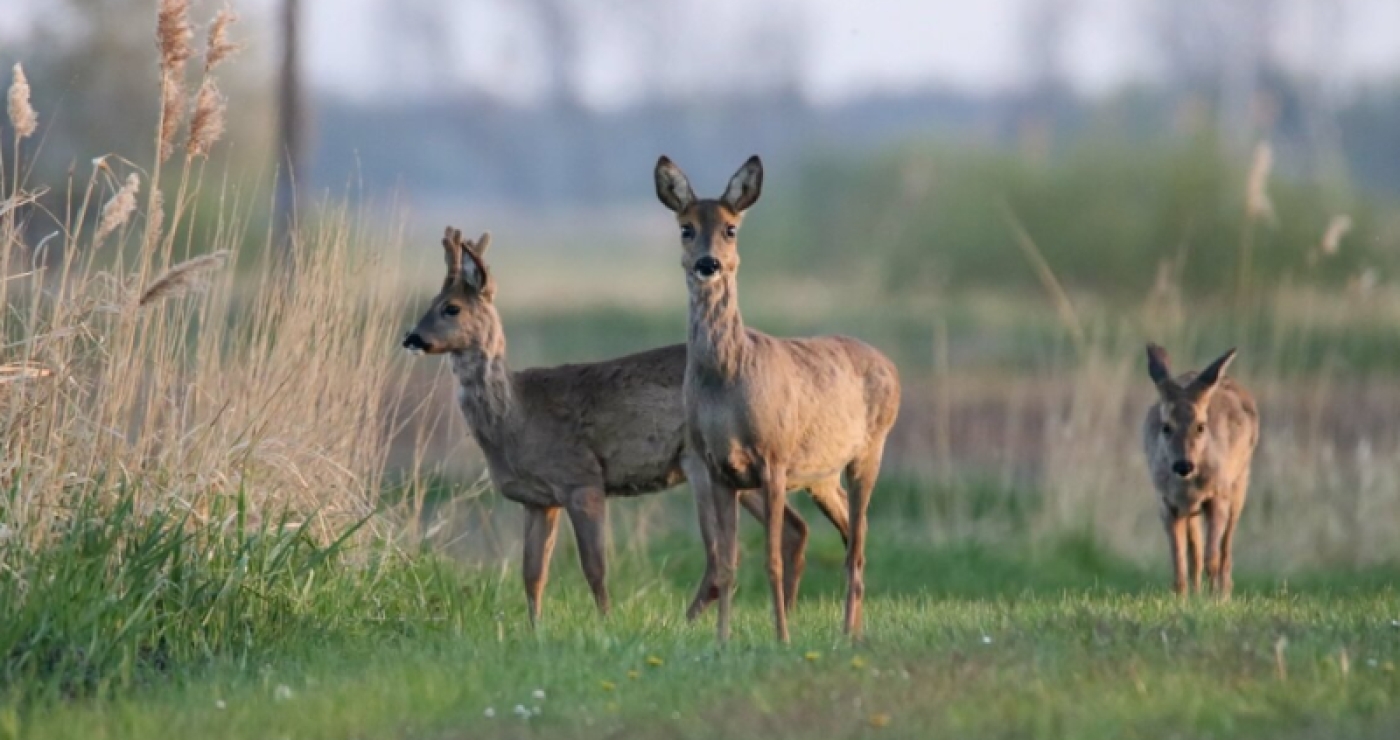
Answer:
[
  {"xmin": 402, "ymin": 227, "xmax": 851, "ymax": 626},
  {"xmin": 1143, "ymin": 344, "xmax": 1259, "ymax": 598},
  {"xmin": 654, "ymin": 156, "xmax": 902, "ymax": 643}
]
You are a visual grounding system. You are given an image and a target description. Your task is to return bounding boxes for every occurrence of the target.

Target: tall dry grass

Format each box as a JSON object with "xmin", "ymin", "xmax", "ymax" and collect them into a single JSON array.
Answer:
[{"xmin": 1, "ymin": 3, "xmax": 413, "ymax": 553}]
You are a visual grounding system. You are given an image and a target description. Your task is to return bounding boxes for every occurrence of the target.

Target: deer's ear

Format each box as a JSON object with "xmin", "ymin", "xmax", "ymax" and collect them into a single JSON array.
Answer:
[
  {"xmin": 471, "ymin": 232, "xmax": 492, "ymax": 256},
  {"xmin": 1146, "ymin": 343, "xmax": 1173, "ymax": 388},
  {"xmin": 722, "ymin": 155, "xmax": 763, "ymax": 213},
  {"xmin": 461, "ymin": 244, "xmax": 494, "ymax": 299},
  {"xmin": 1190, "ymin": 348, "xmax": 1236, "ymax": 394},
  {"xmin": 654, "ymin": 156, "xmax": 696, "ymax": 213}
]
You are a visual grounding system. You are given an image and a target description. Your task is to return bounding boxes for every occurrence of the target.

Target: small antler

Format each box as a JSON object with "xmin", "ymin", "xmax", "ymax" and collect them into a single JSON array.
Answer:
[{"xmin": 442, "ymin": 226, "xmax": 465, "ymax": 281}]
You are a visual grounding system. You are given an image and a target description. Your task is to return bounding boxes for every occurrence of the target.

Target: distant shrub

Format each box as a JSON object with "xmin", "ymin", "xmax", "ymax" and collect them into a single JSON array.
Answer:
[{"xmin": 745, "ymin": 133, "xmax": 1397, "ymax": 299}]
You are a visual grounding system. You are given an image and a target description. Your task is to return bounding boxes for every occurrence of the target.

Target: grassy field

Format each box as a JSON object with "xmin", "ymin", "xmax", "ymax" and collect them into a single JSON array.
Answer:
[
  {"xmin": 5, "ymin": 8, "xmax": 1400, "ymax": 740},
  {"xmin": 10, "ymin": 531, "xmax": 1399, "ymax": 740}
]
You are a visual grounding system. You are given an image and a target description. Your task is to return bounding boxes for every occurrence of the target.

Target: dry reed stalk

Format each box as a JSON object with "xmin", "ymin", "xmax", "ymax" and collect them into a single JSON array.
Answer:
[
  {"xmin": 1320, "ymin": 215, "xmax": 1352, "ymax": 257},
  {"xmin": 94, "ymin": 173, "xmax": 141, "ymax": 246},
  {"xmin": 1246, "ymin": 141, "xmax": 1276, "ymax": 225},
  {"xmin": 7, "ymin": 63, "xmax": 37, "ymax": 139},
  {"xmin": 1000, "ymin": 202, "xmax": 1086, "ymax": 352},
  {"xmin": 186, "ymin": 79, "xmax": 225, "ymax": 159},
  {"xmin": 0, "ymin": 362, "xmax": 53, "ymax": 384},
  {"xmin": 136, "ymin": 250, "xmax": 229, "ymax": 307},
  {"xmin": 1237, "ymin": 140, "xmax": 1275, "ymax": 304}
]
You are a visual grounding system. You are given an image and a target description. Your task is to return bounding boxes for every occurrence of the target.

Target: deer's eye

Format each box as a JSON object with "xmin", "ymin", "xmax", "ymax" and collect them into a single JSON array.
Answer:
[
  {"xmin": 680, "ymin": 224, "xmax": 696, "ymax": 240},
  {"xmin": 1195, "ymin": 422, "xmax": 1206, "ymax": 434},
  {"xmin": 724, "ymin": 224, "xmax": 737, "ymax": 239},
  {"xmin": 444, "ymin": 304, "xmax": 461, "ymax": 317},
  {"xmin": 1161, "ymin": 424, "xmax": 1172, "ymax": 436}
]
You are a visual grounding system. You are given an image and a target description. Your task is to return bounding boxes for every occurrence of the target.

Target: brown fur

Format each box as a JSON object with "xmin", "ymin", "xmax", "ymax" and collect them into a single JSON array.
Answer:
[
  {"xmin": 655, "ymin": 157, "xmax": 902, "ymax": 642},
  {"xmin": 1142, "ymin": 344, "xmax": 1260, "ymax": 598},
  {"xmin": 403, "ymin": 227, "xmax": 851, "ymax": 626}
]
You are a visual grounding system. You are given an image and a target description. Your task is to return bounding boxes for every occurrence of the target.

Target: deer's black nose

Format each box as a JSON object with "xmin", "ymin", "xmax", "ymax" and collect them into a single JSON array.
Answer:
[
  {"xmin": 693, "ymin": 256, "xmax": 721, "ymax": 277},
  {"xmin": 1171, "ymin": 460, "xmax": 1195, "ymax": 477},
  {"xmin": 402, "ymin": 333, "xmax": 428, "ymax": 351}
]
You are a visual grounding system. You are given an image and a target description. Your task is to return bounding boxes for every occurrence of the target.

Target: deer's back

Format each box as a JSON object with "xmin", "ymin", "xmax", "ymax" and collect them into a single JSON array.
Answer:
[{"xmin": 514, "ymin": 344, "xmax": 689, "ymax": 496}]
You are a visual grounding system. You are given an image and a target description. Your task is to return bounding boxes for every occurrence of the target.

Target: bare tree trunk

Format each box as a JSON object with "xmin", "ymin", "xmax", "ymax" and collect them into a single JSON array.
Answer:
[{"xmin": 275, "ymin": 0, "xmax": 303, "ymax": 250}]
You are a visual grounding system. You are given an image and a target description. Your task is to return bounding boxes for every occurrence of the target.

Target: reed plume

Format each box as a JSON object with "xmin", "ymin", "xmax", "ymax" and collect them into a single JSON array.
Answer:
[
  {"xmin": 95, "ymin": 173, "xmax": 141, "ymax": 246},
  {"xmin": 145, "ymin": 188, "xmax": 165, "ymax": 253},
  {"xmin": 204, "ymin": 6, "xmax": 241, "ymax": 73},
  {"xmin": 137, "ymin": 250, "xmax": 230, "ymax": 307},
  {"xmin": 157, "ymin": 0, "xmax": 194, "ymax": 162},
  {"xmin": 7, "ymin": 63, "xmax": 37, "ymax": 139},
  {"xmin": 157, "ymin": 0, "xmax": 194, "ymax": 72},
  {"xmin": 187, "ymin": 78, "xmax": 226, "ymax": 159}
]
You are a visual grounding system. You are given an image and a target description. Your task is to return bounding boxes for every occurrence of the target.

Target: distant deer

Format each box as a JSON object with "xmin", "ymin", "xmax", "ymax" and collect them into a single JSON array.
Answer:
[
  {"xmin": 402, "ymin": 227, "xmax": 851, "ymax": 626},
  {"xmin": 1143, "ymin": 344, "xmax": 1259, "ymax": 598},
  {"xmin": 654, "ymin": 157, "xmax": 902, "ymax": 643}
]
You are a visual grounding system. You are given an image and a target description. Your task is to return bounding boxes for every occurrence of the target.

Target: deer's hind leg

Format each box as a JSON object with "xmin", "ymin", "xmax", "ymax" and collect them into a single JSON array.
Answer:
[
  {"xmin": 760, "ymin": 465, "xmax": 792, "ymax": 643},
  {"xmin": 565, "ymin": 485, "xmax": 611, "ymax": 616},
  {"xmin": 808, "ymin": 476, "xmax": 851, "ymax": 545},
  {"xmin": 843, "ymin": 441, "xmax": 887, "ymax": 639},
  {"xmin": 739, "ymin": 491, "xmax": 810, "ymax": 614}
]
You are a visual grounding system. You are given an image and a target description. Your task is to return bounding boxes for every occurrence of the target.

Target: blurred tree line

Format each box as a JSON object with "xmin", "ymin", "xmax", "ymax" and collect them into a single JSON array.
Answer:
[{"xmin": 4, "ymin": 0, "xmax": 1400, "ymax": 299}]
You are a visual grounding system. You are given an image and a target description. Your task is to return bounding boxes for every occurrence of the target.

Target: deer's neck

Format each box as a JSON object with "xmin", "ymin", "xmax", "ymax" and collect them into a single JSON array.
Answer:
[
  {"xmin": 687, "ymin": 274, "xmax": 750, "ymax": 383},
  {"xmin": 449, "ymin": 335, "xmax": 517, "ymax": 444}
]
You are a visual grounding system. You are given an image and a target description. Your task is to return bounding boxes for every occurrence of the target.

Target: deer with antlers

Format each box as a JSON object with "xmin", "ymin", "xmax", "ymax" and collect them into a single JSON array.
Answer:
[
  {"xmin": 654, "ymin": 157, "xmax": 902, "ymax": 643},
  {"xmin": 1143, "ymin": 344, "xmax": 1259, "ymax": 598},
  {"xmin": 402, "ymin": 227, "xmax": 851, "ymax": 626}
]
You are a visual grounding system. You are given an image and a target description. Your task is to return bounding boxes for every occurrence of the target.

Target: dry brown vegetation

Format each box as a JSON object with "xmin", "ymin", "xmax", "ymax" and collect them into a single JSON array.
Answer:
[{"xmin": 1, "ymin": 4, "xmax": 415, "ymax": 553}]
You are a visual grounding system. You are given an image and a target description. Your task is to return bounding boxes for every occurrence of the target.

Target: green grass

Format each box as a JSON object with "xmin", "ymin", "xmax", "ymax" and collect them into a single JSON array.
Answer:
[{"xmin": 6, "ymin": 517, "xmax": 1398, "ymax": 740}]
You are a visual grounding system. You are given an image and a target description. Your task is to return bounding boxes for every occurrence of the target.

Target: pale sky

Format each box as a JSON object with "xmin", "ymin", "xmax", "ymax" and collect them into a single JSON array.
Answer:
[
  {"xmin": 302, "ymin": 0, "xmax": 1400, "ymax": 105},
  {"xmin": 7, "ymin": 0, "xmax": 1400, "ymax": 107}
]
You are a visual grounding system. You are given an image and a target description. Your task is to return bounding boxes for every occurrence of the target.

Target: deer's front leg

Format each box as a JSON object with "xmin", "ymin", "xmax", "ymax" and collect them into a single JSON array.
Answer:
[
  {"xmin": 682, "ymin": 453, "xmax": 722, "ymax": 621},
  {"xmin": 712, "ymin": 482, "xmax": 742, "ymax": 644},
  {"xmin": 1186, "ymin": 513, "xmax": 1204, "ymax": 594},
  {"xmin": 522, "ymin": 505, "xmax": 561, "ymax": 628},
  {"xmin": 1204, "ymin": 497, "xmax": 1231, "ymax": 598},
  {"xmin": 565, "ymin": 486, "xmax": 610, "ymax": 616},
  {"xmin": 1161, "ymin": 508, "xmax": 1188, "ymax": 597}
]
